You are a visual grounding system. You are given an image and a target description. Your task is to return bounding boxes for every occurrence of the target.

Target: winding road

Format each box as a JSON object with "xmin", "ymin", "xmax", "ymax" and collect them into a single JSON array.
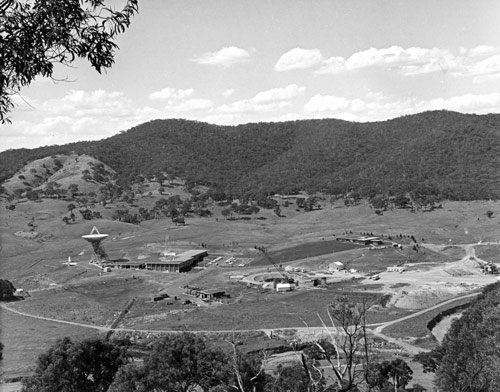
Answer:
[
  {"xmin": 1, "ymin": 290, "xmax": 480, "ymax": 354},
  {"xmin": 3, "ymin": 241, "xmax": 494, "ymax": 357}
]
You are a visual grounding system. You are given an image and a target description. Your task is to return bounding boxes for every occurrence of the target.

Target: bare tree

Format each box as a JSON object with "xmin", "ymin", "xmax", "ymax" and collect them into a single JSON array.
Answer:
[
  {"xmin": 300, "ymin": 297, "xmax": 371, "ymax": 392},
  {"xmin": 226, "ymin": 338, "xmax": 267, "ymax": 392}
]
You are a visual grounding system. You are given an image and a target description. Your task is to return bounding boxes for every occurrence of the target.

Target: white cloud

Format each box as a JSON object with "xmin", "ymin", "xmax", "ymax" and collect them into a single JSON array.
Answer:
[
  {"xmin": 468, "ymin": 54, "xmax": 500, "ymax": 82},
  {"xmin": 427, "ymin": 93, "xmax": 500, "ymax": 112},
  {"xmin": 216, "ymin": 100, "xmax": 290, "ymax": 115},
  {"xmin": 42, "ymin": 90, "xmax": 136, "ymax": 119},
  {"xmin": 1, "ymin": 90, "xmax": 166, "ymax": 151},
  {"xmin": 316, "ymin": 46, "xmax": 460, "ymax": 76},
  {"xmin": 149, "ymin": 87, "xmax": 194, "ymax": 101},
  {"xmin": 303, "ymin": 91, "xmax": 500, "ymax": 123},
  {"xmin": 216, "ymin": 84, "xmax": 305, "ymax": 115},
  {"xmin": 147, "ymin": 87, "xmax": 213, "ymax": 113},
  {"xmin": 274, "ymin": 48, "xmax": 323, "ymax": 71},
  {"xmin": 346, "ymin": 46, "xmax": 447, "ymax": 70},
  {"xmin": 252, "ymin": 84, "xmax": 305, "ymax": 104},
  {"xmin": 315, "ymin": 56, "xmax": 345, "ymax": 75},
  {"xmin": 304, "ymin": 95, "xmax": 350, "ymax": 113},
  {"xmin": 308, "ymin": 45, "xmax": 500, "ymax": 79},
  {"xmin": 222, "ymin": 89, "xmax": 235, "ymax": 97},
  {"xmin": 468, "ymin": 45, "xmax": 497, "ymax": 57},
  {"xmin": 203, "ymin": 113, "xmax": 239, "ymax": 125},
  {"xmin": 192, "ymin": 46, "xmax": 251, "ymax": 67}
]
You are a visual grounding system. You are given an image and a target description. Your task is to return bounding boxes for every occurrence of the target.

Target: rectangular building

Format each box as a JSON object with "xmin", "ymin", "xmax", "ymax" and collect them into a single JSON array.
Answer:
[{"xmin": 146, "ymin": 250, "xmax": 208, "ymax": 272}]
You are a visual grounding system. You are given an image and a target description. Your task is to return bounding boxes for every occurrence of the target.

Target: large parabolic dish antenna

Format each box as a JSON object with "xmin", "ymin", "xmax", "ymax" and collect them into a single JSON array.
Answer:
[{"xmin": 82, "ymin": 226, "xmax": 109, "ymax": 263}]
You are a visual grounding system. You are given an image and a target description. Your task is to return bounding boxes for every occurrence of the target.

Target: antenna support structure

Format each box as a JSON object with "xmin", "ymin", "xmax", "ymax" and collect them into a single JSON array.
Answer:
[{"xmin": 82, "ymin": 226, "xmax": 109, "ymax": 264}]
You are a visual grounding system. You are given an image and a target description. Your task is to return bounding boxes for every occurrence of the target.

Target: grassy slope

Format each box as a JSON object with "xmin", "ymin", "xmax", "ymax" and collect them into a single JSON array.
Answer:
[{"xmin": 1, "ymin": 196, "xmax": 499, "ymax": 382}]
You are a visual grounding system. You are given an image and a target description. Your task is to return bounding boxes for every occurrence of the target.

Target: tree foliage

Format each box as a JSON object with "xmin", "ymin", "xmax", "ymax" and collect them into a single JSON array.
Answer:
[
  {"xmin": 22, "ymin": 337, "xmax": 128, "ymax": 392},
  {"xmin": 2, "ymin": 112, "xmax": 500, "ymax": 201},
  {"xmin": 0, "ymin": 0, "xmax": 139, "ymax": 123},
  {"xmin": 366, "ymin": 359, "xmax": 413, "ymax": 391},
  {"xmin": 293, "ymin": 297, "xmax": 373, "ymax": 392},
  {"xmin": 415, "ymin": 281, "xmax": 500, "ymax": 392},
  {"xmin": 109, "ymin": 333, "xmax": 232, "ymax": 392},
  {"xmin": 0, "ymin": 279, "xmax": 16, "ymax": 300}
]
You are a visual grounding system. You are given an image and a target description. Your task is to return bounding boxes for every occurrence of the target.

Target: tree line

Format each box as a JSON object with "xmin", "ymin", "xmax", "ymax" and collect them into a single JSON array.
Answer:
[{"xmin": 2, "ymin": 111, "xmax": 500, "ymax": 202}]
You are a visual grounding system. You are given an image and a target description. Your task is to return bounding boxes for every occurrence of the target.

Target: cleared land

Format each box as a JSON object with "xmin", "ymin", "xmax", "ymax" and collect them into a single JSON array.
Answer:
[{"xmin": 1, "ymin": 196, "xmax": 500, "ymax": 384}]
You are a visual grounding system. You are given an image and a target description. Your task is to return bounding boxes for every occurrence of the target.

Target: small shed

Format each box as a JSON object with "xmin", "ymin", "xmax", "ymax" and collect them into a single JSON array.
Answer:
[
  {"xmin": 329, "ymin": 261, "xmax": 345, "ymax": 271},
  {"xmin": 276, "ymin": 283, "xmax": 293, "ymax": 292},
  {"xmin": 387, "ymin": 265, "xmax": 405, "ymax": 273},
  {"xmin": 262, "ymin": 281, "xmax": 276, "ymax": 290}
]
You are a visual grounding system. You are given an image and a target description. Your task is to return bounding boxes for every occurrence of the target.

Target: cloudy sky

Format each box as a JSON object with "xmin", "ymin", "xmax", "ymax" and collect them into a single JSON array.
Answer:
[{"xmin": 3, "ymin": 0, "xmax": 500, "ymax": 151}]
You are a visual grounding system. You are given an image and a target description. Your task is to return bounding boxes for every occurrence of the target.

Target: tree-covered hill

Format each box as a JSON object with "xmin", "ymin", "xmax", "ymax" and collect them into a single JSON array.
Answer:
[
  {"xmin": 2, "ymin": 110, "xmax": 500, "ymax": 199},
  {"xmin": 416, "ymin": 281, "xmax": 500, "ymax": 391}
]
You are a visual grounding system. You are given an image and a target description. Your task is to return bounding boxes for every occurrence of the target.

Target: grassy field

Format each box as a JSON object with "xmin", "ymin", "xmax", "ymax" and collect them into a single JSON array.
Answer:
[
  {"xmin": 120, "ymin": 284, "xmax": 415, "ymax": 331},
  {"xmin": 250, "ymin": 240, "xmax": 360, "ymax": 266},
  {"xmin": 382, "ymin": 294, "xmax": 477, "ymax": 344},
  {"xmin": 2, "ymin": 195, "xmax": 500, "ymax": 379},
  {"xmin": 0, "ymin": 307, "xmax": 101, "ymax": 381}
]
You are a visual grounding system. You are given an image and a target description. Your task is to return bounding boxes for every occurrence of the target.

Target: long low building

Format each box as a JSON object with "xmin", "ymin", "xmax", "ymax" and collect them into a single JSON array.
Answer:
[
  {"xmin": 184, "ymin": 285, "xmax": 226, "ymax": 301},
  {"xmin": 335, "ymin": 235, "xmax": 384, "ymax": 245},
  {"xmin": 145, "ymin": 250, "xmax": 208, "ymax": 272},
  {"xmin": 104, "ymin": 261, "xmax": 145, "ymax": 270}
]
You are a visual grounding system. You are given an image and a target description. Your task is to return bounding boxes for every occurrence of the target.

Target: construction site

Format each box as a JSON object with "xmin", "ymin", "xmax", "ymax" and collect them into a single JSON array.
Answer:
[{"xmin": 2, "ymin": 197, "xmax": 500, "ymax": 389}]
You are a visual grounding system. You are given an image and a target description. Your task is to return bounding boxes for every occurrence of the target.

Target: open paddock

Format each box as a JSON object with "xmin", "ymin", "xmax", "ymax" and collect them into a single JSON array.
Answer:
[
  {"xmin": 1, "ymin": 310, "xmax": 101, "ymax": 381},
  {"xmin": 382, "ymin": 294, "xmax": 478, "ymax": 348},
  {"xmin": 119, "ymin": 284, "xmax": 411, "ymax": 331},
  {"xmin": 3, "ymin": 198, "xmax": 500, "ymax": 380},
  {"xmin": 249, "ymin": 240, "xmax": 361, "ymax": 266},
  {"xmin": 475, "ymin": 244, "xmax": 500, "ymax": 263}
]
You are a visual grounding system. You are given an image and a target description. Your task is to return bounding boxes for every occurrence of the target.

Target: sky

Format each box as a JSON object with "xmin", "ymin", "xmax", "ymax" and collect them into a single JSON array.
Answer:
[{"xmin": 3, "ymin": 0, "xmax": 500, "ymax": 151}]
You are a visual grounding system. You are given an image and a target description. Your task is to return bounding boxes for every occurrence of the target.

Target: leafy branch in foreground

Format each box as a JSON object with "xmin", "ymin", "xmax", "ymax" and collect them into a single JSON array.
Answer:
[{"xmin": 0, "ymin": 0, "xmax": 138, "ymax": 123}]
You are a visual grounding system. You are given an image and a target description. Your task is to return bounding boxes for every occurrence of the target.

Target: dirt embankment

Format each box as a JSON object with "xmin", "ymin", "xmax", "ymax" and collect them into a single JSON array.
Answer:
[{"xmin": 389, "ymin": 284, "xmax": 467, "ymax": 309}]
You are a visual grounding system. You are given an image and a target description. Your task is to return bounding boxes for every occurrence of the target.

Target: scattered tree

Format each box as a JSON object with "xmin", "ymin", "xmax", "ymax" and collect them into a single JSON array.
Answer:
[
  {"xmin": 222, "ymin": 208, "xmax": 232, "ymax": 219},
  {"xmin": 0, "ymin": 279, "xmax": 16, "ymax": 300},
  {"xmin": 68, "ymin": 184, "xmax": 79, "ymax": 198},
  {"xmin": 109, "ymin": 333, "xmax": 231, "ymax": 392},
  {"xmin": 79, "ymin": 209, "xmax": 102, "ymax": 220},
  {"xmin": 22, "ymin": 337, "xmax": 128, "ymax": 392},
  {"xmin": 25, "ymin": 189, "xmax": 39, "ymax": 201}
]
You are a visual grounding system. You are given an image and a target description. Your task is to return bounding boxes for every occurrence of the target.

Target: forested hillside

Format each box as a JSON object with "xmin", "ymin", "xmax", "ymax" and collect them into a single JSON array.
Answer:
[
  {"xmin": 2, "ymin": 110, "xmax": 500, "ymax": 200},
  {"xmin": 416, "ymin": 281, "xmax": 500, "ymax": 391}
]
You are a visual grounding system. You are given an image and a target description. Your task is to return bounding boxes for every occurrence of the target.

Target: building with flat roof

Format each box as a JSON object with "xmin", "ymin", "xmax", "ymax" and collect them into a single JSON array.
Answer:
[
  {"xmin": 329, "ymin": 261, "xmax": 345, "ymax": 271},
  {"xmin": 335, "ymin": 236, "xmax": 384, "ymax": 245},
  {"xmin": 387, "ymin": 265, "xmax": 405, "ymax": 273},
  {"xmin": 146, "ymin": 250, "xmax": 208, "ymax": 272},
  {"xmin": 104, "ymin": 260, "xmax": 145, "ymax": 270},
  {"xmin": 184, "ymin": 285, "xmax": 226, "ymax": 301}
]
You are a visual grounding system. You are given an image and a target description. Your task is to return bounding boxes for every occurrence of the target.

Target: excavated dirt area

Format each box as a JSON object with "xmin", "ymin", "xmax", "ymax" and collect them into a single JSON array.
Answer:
[{"xmin": 369, "ymin": 243, "xmax": 499, "ymax": 310}]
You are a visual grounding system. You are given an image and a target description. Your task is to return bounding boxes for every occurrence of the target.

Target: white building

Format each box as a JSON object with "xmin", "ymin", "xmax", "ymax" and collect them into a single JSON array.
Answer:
[
  {"xmin": 387, "ymin": 265, "xmax": 405, "ymax": 273},
  {"xmin": 276, "ymin": 283, "xmax": 293, "ymax": 292},
  {"xmin": 329, "ymin": 261, "xmax": 345, "ymax": 271}
]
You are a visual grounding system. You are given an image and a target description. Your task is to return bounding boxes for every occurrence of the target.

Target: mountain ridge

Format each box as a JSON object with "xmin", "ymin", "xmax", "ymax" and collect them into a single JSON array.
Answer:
[{"xmin": 1, "ymin": 110, "xmax": 500, "ymax": 200}]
